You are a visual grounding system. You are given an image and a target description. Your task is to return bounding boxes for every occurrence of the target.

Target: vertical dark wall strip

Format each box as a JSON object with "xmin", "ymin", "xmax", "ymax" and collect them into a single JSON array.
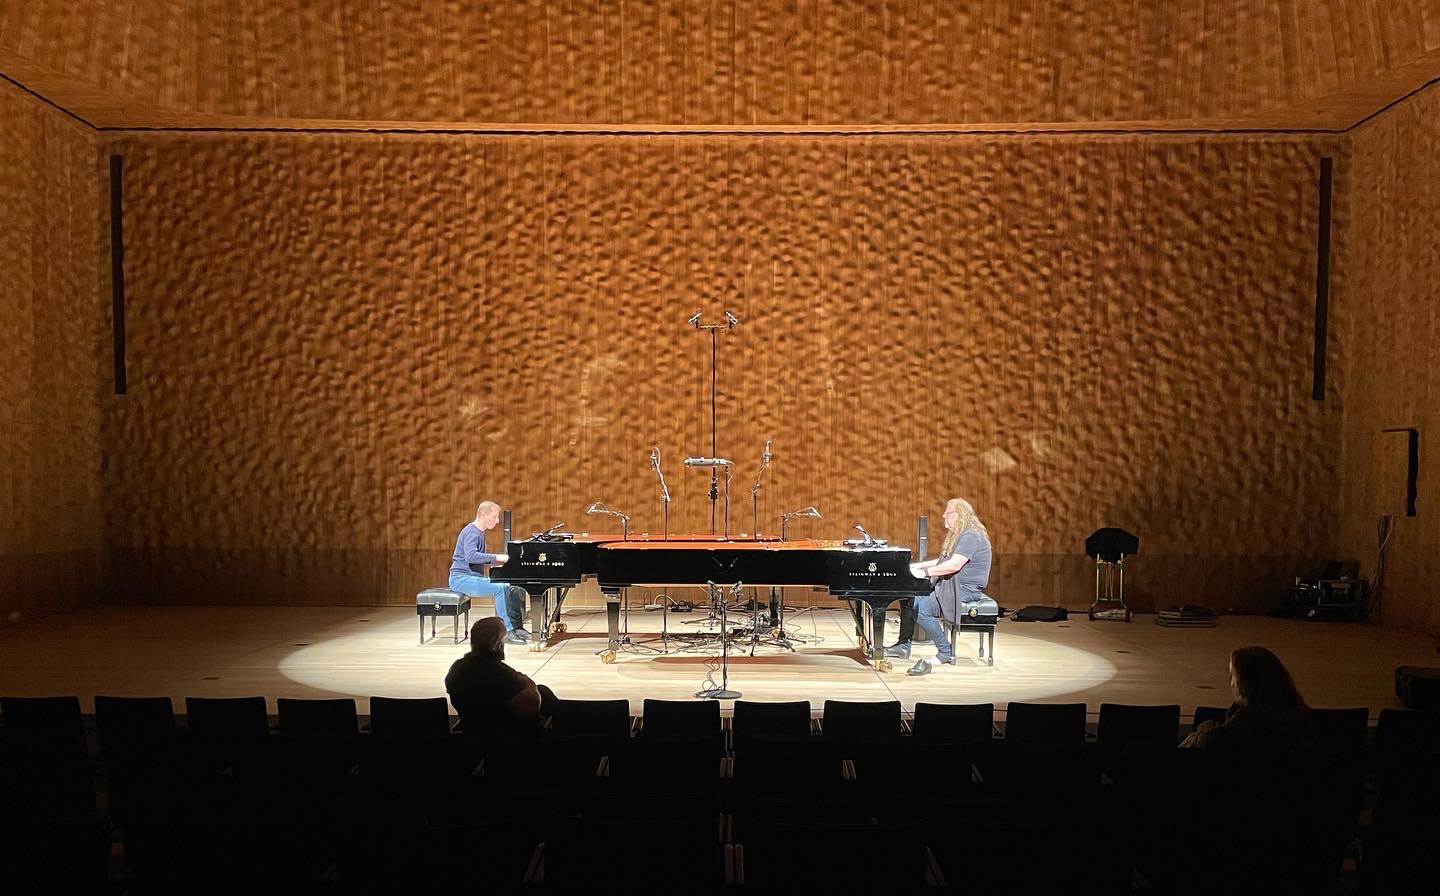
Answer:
[
  {"xmin": 110, "ymin": 154, "xmax": 127, "ymax": 395},
  {"xmin": 1312, "ymin": 157, "xmax": 1332, "ymax": 401}
]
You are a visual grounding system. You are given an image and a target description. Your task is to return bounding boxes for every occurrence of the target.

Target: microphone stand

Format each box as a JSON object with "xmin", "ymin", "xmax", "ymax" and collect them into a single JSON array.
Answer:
[
  {"xmin": 749, "ymin": 440, "xmax": 771, "ymax": 541},
  {"xmin": 695, "ymin": 581, "xmax": 742, "ymax": 700},
  {"xmin": 651, "ymin": 448, "xmax": 671, "ymax": 541},
  {"xmin": 689, "ymin": 310, "xmax": 739, "ymax": 536}
]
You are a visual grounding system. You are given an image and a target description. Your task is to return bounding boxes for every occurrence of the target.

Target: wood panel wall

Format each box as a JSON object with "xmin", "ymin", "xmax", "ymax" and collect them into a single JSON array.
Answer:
[
  {"xmin": 100, "ymin": 129, "xmax": 1342, "ymax": 611},
  {"xmin": 0, "ymin": 79, "xmax": 105, "ymax": 627},
  {"xmin": 1338, "ymin": 85, "xmax": 1440, "ymax": 635},
  {"xmin": 3, "ymin": 1, "xmax": 1439, "ymax": 128}
]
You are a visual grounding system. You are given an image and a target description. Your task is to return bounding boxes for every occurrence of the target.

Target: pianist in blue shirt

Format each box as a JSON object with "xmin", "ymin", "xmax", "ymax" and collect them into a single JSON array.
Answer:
[
  {"xmin": 897, "ymin": 497, "xmax": 993, "ymax": 675},
  {"xmin": 449, "ymin": 500, "xmax": 531, "ymax": 644}
]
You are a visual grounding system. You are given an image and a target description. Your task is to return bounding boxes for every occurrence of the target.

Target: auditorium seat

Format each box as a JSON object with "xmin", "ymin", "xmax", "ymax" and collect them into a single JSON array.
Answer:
[
  {"xmin": 184, "ymin": 695, "xmax": 270, "ymax": 739},
  {"xmin": 367, "ymin": 695, "xmax": 451, "ymax": 736},
  {"xmin": 820, "ymin": 699, "xmax": 902, "ymax": 741},
  {"xmin": 1096, "ymin": 702, "xmax": 1182, "ymax": 749},
  {"xmin": 547, "ymin": 697, "xmax": 632, "ymax": 739},
  {"xmin": 0, "ymin": 695, "xmax": 85, "ymax": 743},
  {"xmin": 1001, "ymin": 701, "xmax": 1087, "ymax": 745},
  {"xmin": 1310, "ymin": 706, "xmax": 1370, "ymax": 751},
  {"xmin": 910, "ymin": 701, "xmax": 995, "ymax": 742},
  {"xmin": 731, "ymin": 699, "xmax": 812, "ymax": 741},
  {"xmin": 276, "ymin": 697, "xmax": 360, "ymax": 736}
]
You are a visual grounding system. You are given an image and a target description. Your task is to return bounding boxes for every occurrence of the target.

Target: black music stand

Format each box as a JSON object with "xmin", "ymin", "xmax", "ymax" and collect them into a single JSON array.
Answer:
[{"xmin": 1085, "ymin": 527, "xmax": 1139, "ymax": 622}]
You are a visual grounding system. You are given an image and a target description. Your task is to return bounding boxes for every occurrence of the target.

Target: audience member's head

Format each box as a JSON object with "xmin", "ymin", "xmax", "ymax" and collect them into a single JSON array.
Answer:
[
  {"xmin": 1230, "ymin": 645, "xmax": 1308, "ymax": 711},
  {"xmin": 470, "ymin": 617, "xmax": 508, "ymax": 658}
]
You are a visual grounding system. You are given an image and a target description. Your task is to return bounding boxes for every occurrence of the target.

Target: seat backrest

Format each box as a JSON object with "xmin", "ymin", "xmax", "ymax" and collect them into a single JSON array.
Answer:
[
  {"xmin": 1376, "ymin": 707, "xmax": 1440, "ymax": 754},
  {"xmin": 821, "ymin": 700, "xmax": 902, "ymax": 740},
  {"xmin": 0, "ymin": 695, "xmax": 84, "ymax": 740},
  {"xmin": 1002, "ymin": 701, "xmax": 1088, "ymax": 745},
  {"xmin": 548, "ymin": 698, "xmax": 632, "ymax": 738},
  {"xmin": 277, "ymin": 697, "xmax": 359, "ymax": 736},
  {"xmin": 184, "ymin": 696, "xmax": 270, "ymax": 739},
  {"xmin": 1311, "ymin": 707, "xmax": 1369, "ymax": 751},
  {"xmin": 732, "ymin": 700, "xmax": 811, "ymax": 740},
  {"xmin": 911, "ymin": 702, "xmax": 994, "ymax": 742},
  {"xmin": 94, "ymin": 695, "xmax": 176, "ymax": 746},
  {"xmin": 1096, "ymin": 703, "xmax": 1181, "ymax": 748},
  {"xmin": 1191, "ymin": 705, "xmax": 1229, "ymax": 731},
  {"xmin": 368, "ymin": 696, "xmax": 452, "ymax": 736},
  {"xmin": 641, "ymin": 698, "xmax": 720, "ymax": 736}
]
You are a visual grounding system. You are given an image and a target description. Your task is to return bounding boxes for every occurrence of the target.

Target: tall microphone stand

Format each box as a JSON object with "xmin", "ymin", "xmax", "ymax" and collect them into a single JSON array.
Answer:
[
  {"xmin": 750, "ymin": 440, "xmax": 772, "ymax": 540},
  {"xmin": 695, "ymin": 581, "xmax": 742, "ymax": 700},
  {"xmin": 689, "ymin": 310, "xmax": 739, "ymax": 536},
  {"xmin": 650, "ymin": 447, "xmax": 671, "ymax": 540}
]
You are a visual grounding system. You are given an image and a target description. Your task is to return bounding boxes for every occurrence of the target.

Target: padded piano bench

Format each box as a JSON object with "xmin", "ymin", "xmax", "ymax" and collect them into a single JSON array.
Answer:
[
  {"xmin": 948, "ymin": 596, "xmax": 1000, "ymax": 666},
  {"xmin": 416, "ymin": 588, "xmax": 471, "ymax": 645}
]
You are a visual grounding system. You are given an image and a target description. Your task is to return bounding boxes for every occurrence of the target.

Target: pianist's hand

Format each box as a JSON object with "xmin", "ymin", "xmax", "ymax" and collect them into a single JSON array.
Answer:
[
  {"xmin": 909, "ymin": 563, "xmax": 926, "ymax": 578},
  {"xmin": 493, "ymin": 553, "xmax": 510, "ymax": 566}
]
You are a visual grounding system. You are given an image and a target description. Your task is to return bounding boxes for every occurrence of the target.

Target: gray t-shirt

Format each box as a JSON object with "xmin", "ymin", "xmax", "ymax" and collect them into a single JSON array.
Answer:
[{"xmin": 934, "ymin": 527, "xmax": 992, "ymax": 617}]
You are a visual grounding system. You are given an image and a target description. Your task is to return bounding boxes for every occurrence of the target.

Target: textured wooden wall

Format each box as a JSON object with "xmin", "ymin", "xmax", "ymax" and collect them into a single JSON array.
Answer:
[
  {"xmin": 0, "ymin": 80, "xmax": 105, "ymax": 626},
  {"xmin": 3, "ymin": 1, "xmax": 1439, "ymax": 127},
  {"xmin": 101, "ymin": 130, "xmax": 1341, "ymax": 611},
  {"xmin": 1339, "ymin": 86, "xmax": 1440, "ymax": 635}
]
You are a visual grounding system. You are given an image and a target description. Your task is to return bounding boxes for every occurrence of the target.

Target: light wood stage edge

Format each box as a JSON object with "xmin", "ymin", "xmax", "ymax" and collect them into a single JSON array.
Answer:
[{"xmin": 1, "ymin": 606, "xmax": 1435, "ymax": 721}]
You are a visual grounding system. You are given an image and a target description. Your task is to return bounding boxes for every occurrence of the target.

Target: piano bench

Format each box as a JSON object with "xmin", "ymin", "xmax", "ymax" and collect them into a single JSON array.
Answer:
[
  {"xmin": 416, "ymin": 589, "xmax": 471, "ymax": 645},
  {"xmin": 948, "ymin": 597, "xmax": 999, "ymax": 667}
]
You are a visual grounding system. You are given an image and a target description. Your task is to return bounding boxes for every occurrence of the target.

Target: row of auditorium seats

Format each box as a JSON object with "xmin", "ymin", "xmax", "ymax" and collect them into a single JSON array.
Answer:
[{"xmin": 3, "ymin": 695, "xmax": 1439, "ymax": 893}]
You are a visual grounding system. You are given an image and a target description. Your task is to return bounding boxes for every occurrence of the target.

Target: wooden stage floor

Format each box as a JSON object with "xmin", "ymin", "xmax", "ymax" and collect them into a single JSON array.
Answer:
[{"xmin": 2, "ymin": 605, "xmax": 1436, "ymax": 720}]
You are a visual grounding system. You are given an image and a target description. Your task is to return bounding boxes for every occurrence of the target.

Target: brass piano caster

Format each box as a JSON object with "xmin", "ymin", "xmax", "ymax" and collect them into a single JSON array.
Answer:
[
  {"xmin": 553, "ymin": 622, "xmax": 567, "ymax": 634},
  {"xmin": 529, "ymin": 640, "xmax": 544, "ymax": 653},
  {"xmin": 876, "ymin": 658, "xmax": 894, "ymax": 673},
  {"xmin": 599, "ymin": 649, "xmax": 617, "ymax": 664}
]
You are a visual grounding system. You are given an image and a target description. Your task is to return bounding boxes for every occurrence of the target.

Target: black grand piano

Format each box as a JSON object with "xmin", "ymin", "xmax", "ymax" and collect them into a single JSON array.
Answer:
[
  {"xmin": 597, "ymin": 538, "xmax": 932, "ymax": 669},
  {"xmin": 493, "ymin": 533, "xmax": 997, "ymax": 670}
]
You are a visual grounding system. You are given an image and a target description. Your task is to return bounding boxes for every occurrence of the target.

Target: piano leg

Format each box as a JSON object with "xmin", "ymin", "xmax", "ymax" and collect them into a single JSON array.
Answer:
[
  {"xmin": 869, "ymin": 604, "xmax": 894, "ymax": 673},
  {"xmin": 550, "ymin": 587, "xmax": 569, "ymax": 633},
  {"xmin": 597, "ymin": 592, "xmax": 620, "ymax": 663},
  {"xmin": 529, "ymin": 589, "xmax": 547, "ymax": 653}
]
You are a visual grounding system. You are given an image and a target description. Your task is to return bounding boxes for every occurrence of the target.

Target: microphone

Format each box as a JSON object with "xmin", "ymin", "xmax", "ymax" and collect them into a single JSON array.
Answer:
[
  {"xmin": 585, "ymin": 502, "xmax": 604, "ymax": 513},
  {"xmin": 762, "ymin": 440, "xmax": 772, "ymax": 465},
  {"xmin": 854, "ymin": 524, "xmax": 872, "ymax": 545},
  {"xmin": 724, "ymin": 310, "xmax": 740, "ymax": 327},
  {"xmin": 684, "ymin": 456, "xmax": 733, "ymax": 466},
  {"xmin": 540, "ymin": 522, "xmax": 565, "ymax": 538},
  {"xmin": 803, "ymin": 506, "xmax": 820, "ymax": 518},
  {"xmin": 650, "ymin": 447, "xmax": 660, "ymax": 469},
  {"xmin": 687, "ymin": 310, "xmax": 702, "ymax": 327}
]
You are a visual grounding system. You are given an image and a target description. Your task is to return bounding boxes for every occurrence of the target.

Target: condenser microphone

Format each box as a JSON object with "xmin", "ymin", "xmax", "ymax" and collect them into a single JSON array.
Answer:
[
  {"xmin": 650, "ymin": 447, "xmax": 660, "ymax": 468},
  {"xmin": 684, "ymin": 456, "xmax": 733, "ymax": 466},
  {"xmin": 762, "ymin": 440, "xmax": 772, "ymax": 465},
  {"xmin": 724, "ymin": 310, "xmax": 740, "ymax": 327},
  {"xmin": 687, "ymin": 310, "xmax": 702, "ymax": 327}
]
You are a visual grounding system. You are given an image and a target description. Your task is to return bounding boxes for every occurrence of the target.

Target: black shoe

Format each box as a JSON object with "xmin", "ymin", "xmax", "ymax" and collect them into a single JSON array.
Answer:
[
  {"xmin": 883, "ymin": 643, "xmax": 912, "ymax": 659},
  {"xmin": 504, "ymin": 632, "xmax": 527, "ymax": 645},
  {"xmin": 907, "ymin": 659, "xmax": 933, "ymax": 676}
]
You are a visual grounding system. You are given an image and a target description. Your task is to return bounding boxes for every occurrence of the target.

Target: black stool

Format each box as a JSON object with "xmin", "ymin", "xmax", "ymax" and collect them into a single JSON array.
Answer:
[
  {"xmin": 947, "ymin": 596, "xmax": 1000, "ymax": 666},
  {"xmin": 417, "ymin": 588, "xmax": 471, "ymax": 644}
]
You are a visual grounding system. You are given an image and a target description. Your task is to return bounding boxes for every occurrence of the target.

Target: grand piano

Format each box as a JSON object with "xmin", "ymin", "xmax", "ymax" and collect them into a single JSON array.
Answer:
[{"xmin": 492, "ymin": 533, "xmax": 978, "ymax": 671}]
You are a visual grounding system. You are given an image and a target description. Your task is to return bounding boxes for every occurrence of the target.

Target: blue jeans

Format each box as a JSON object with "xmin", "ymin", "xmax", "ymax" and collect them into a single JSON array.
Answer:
[
  {"xmin": 913, "ymin": 593, "xmax": 953, "ymax": 661},
  {"xmin": 449, "ymin": 573, "xmax": 527, "ymax": 631}
]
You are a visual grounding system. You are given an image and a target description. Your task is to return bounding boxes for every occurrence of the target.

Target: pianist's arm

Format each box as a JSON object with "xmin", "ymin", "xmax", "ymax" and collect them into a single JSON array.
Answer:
[
  {"xmin": 461, "ymin": 528, "xmax": 508, "ymax": 569},
  {"xmin": 911, "ymin": 554, "xmax": 971, "ymax": 579}
]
